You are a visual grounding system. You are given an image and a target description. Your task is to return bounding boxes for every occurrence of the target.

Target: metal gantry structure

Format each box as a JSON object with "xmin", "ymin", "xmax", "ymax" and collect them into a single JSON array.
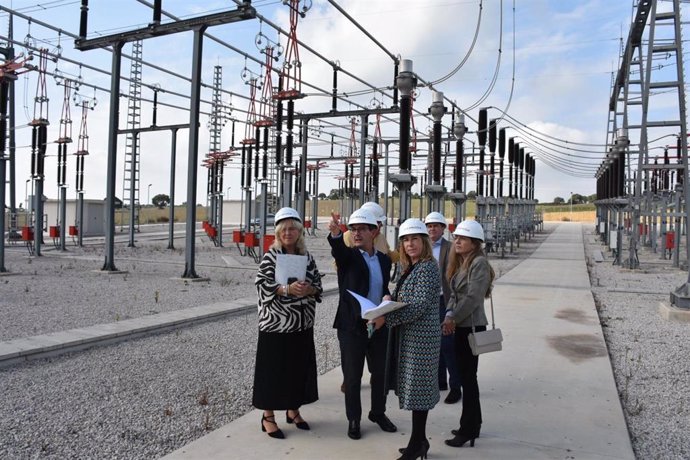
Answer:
[
  {"xmin": 594, "ymin": 0, "xmax": 690, "ymax": 309},
  {"xmin": 73, "ymin": 0, "xmax": 256, "ymax": 276}
]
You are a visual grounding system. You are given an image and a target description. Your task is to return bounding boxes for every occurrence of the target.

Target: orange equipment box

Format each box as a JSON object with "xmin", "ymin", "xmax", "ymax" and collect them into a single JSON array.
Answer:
[
  {"xmin": 21, "ymin": 226, "xmax": 34, "ymax": 241},
  {"xmin": 244, "ymin": 232, "xmax": 259, "ymax": 247},
  {"xmin": 263, "ymin": 234, "xmax": 275, "ymax": 253},
  {"xmin": 666, "ymin": 231, "xmax": 675, "ymax": 250}
]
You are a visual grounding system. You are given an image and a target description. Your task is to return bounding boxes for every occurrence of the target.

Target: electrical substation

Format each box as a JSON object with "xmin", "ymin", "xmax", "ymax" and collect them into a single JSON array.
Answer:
[
  {"xmin": 2, "ymin": 0, "xmax": 549, "ymax": 277},
  {"xmin": 0, "ymin": 0, "xmax": 690, "ymax": 302},
  {"xmin": 1, "ymin": 1, "xmax": 690, "ymax": 458},
  {"xmin": 0, "ymin": 0, "xmax": 690, "ymax": 459}
]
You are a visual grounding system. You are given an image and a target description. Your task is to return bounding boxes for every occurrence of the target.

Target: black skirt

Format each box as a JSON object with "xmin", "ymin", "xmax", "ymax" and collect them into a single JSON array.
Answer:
[{"xmin": 252, "ymin": 327, "xmax": 319, "ymax": 410}]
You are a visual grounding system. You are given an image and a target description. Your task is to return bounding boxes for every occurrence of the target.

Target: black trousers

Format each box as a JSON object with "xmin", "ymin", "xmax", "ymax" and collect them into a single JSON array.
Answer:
[
  {"xmin": 454, "ymin": 325, "xmax": 485, "ymax": 437},
  {"xmin": 438, "ymin": 296, "xmax": 461, "ymax": 390},
  {"xmin": 338, "ymin": 326, "xmax": 389, "ymax": 422}
]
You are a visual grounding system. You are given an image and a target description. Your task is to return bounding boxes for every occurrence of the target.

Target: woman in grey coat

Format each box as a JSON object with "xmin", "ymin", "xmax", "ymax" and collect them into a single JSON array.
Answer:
[
  {"xmin": 370, "ymin": 218, "xmax": 441, "ymax": 460},
  {"xmin": 442, "ymin": 219, "xmax": 495, "ymax": 448}
]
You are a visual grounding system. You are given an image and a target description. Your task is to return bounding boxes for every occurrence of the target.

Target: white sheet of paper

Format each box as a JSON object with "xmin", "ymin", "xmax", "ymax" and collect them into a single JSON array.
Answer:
[
  {"xmin": 346, "ymin": 290, "xmax": 407, "ymax": 320},
  {"xmin": 275, "ymin": 254, "xmax": 308, "ymax": 284}
]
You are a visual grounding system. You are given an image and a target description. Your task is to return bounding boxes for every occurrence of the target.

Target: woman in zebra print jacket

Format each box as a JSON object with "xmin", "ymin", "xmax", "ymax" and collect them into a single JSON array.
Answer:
[{"xmin": 252, "ymin": 208, "xmax": 323, "ymax": 439}]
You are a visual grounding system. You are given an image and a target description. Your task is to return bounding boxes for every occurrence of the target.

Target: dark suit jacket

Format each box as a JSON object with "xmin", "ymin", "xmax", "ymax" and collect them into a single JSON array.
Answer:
[
  {"xmin": 438, "ymin": 237, "xmax": 451, "ymax": 302},
  {"xmin": 328, "ymin": 233, "xmax": 392, "ymax": 334}
]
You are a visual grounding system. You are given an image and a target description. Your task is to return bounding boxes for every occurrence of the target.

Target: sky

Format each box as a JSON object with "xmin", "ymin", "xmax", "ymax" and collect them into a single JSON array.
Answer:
[{"xmin": 0, "ymin": 0, "xmax": 684, "ymax": 208}]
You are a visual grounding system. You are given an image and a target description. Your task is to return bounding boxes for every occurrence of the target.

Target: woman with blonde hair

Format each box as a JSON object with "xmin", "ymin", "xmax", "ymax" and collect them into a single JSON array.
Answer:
[
  {"xmin": 253, "ymin": 207, "xmax": 323, "ymax": 439},
  {"xmin": 442, "ymin": 219, "xmax": 495, "ymax": 448},
  {"xmin": 370, "ymin": 218, "xmax": 441, "ymax": 460}
]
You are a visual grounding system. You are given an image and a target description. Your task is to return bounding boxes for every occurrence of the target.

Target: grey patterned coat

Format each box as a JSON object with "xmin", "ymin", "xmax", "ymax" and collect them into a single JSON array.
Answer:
[{"xmin": 385, "ymin": 259, "xmax": 442, "ymax": 411}]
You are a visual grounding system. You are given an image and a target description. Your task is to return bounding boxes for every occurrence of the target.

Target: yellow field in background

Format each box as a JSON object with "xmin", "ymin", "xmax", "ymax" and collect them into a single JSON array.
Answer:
[{"xmin": 542, "ymin": 211, "xmax": 596, "ymax": 222}]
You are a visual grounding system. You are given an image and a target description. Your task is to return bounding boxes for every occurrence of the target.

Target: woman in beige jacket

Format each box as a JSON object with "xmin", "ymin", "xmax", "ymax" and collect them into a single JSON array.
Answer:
[{"xmin": 442, "ymin": 220, "xmax": 495, "ymax": 449}]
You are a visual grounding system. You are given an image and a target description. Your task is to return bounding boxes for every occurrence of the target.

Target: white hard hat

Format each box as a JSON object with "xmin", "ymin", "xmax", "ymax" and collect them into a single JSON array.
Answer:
[
  {"xmin": 347, "ymin": 209, "xmax": 378, "ymax": 227},
  {"xmin": 398, "ymin": 218, "xmax": 429, "ymax": 238},
  {"xmin": 360, "ymin": 201, "xmax": 385, "ymax": 223},
  {"xmin": 453, "ymin": 219, "xmax": 484, "ymax": 242},
  {"xmin": 274, "ymin": 207, "xmax": 302, "ymax": 224},
  {"xmin": 424, "ymin": 211, "xmax": 447, "ymax": 226}
]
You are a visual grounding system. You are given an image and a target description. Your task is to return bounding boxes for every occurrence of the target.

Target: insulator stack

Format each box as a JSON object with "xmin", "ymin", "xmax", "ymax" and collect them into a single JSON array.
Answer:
[
  {"xmin": 507, "ymin": 137, "xmax": 514, "ymax": 197},
  {"xmin": 477, "ymin": 108, "xmax": 487, "ymax": 196},
  {"xmin": 663, "ymin": 148, "xmax": 670, "ymax": 191},
  {"xmin": 285, "ymin": 100, "xmax": 294, "ymax": 165},
  {"xmin": 512, "ymin": 141, "xmax": 520, "ymax": 197},
  {"xmin": 673, "ymin": 137, "xmax": 682, "ymax": 186},
  {"xmin": 455, "ymin": 140, "xmax": 464, "ymax": 192},
  {"xmin": 399, "ymin": 95, "xmax": 411, "ymax": 172},
  {"xmin": 79, "ymin": 0, "xmax": 89, "ymax": 39},
  {"xmin": 489, "ymin": 119, "xmax": 498, "ymax": 197},
  {"xmin": 262, "ymin": 127, "xmax": 269, "ymax": 179},
  {"xmin": 518, "ymin": 147, "xmax": 525, "ymax": 199},
  {"xmin": 498, "ymin": 128, "xmax": 506, "ymax": 197},
  {"xmin": 294, "ymin": 157, "xmax": 300, "ymax": 194},
  {"xmin": 240, "ymin": 145, "xmax": 246, "ymax": 189}
]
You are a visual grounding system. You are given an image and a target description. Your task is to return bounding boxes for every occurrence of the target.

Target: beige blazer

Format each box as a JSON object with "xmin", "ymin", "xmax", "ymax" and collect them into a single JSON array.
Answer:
[{"xmin": 447, "ymin": 255, "xmax": 491, "ymax": 327}]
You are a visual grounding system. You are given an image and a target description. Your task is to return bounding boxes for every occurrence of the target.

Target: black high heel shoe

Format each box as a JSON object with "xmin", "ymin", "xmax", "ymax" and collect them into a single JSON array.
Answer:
[
  {"xmin": 286, "ymin": 410, "xmax": 310, "ymax": 430},
  {"xmin": 444, "ymin": 433, "xmax": 476, "ymax": 447},
  {"xmin": 396, "ymin": 439, "xmax": 429, "ymax": 459},
  {"xmin": 398, "ymin": 438, "xmax": 430, "ymax": 454},
  {"xmin": 261, "ymin": 414, "xmax": 285, "ymax": 439}
]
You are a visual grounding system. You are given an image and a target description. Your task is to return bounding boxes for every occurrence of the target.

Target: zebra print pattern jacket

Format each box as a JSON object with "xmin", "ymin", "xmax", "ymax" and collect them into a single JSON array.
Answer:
[{"xmin": 255, "ymin": 248, "xmax": 323, "ymax": 333}]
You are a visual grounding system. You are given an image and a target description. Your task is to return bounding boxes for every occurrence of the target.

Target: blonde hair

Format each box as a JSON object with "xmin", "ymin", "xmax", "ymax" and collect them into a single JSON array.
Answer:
[
  {"xmin": 447, "ymin": 237, "xmax": 495, "ymax": 298},
  {"xmin": 398, "ymin": 234, "xmax": 433, "ymax": 269},
  {"xmin": 272, "ymin": 219, "xmax": 306, "ymax": 255}
]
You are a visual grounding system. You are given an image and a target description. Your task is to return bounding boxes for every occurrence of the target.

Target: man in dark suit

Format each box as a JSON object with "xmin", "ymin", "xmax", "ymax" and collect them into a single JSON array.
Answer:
[
  {"xmin": 328, "ymin": 209, "xmax": 397, "ymax": 440},
  {"xmin": 426, "ymin": 212, "xmax": 462, "ymax": 404}
]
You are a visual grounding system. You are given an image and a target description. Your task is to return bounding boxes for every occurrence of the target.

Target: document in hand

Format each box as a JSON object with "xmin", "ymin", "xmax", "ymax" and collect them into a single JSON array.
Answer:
[
  {"xmin": 275, "ymin": 254, "xmax": 308, "ymax": 284},
  {"xmin": 347, "ymin": 290, "xmax": 407, "ymax": 320}
]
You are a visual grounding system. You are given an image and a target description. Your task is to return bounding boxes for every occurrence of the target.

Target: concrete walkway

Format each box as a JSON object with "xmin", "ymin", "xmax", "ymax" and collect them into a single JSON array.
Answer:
[{"xmin": 163, "ymin": 222, "xmax": 635, "ymax": 460}]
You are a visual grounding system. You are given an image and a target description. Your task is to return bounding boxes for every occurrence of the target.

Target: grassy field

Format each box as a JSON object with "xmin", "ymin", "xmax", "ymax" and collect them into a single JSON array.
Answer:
[{"xmin": 117, "ymin": 206, "xmax": 207, "ymax": 225}]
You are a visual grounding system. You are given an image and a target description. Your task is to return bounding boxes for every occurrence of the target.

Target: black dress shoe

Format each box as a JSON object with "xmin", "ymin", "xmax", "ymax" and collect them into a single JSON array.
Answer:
[
  {"xmin": 368, "ymin": 413, "xmax": 397, "ymax": 432},
  {"xmin": 347, "ymin": 420, "xmax": 361, "ymax": 440},
  {"xmin": 444, "ymin": 388, "xmax": 462, "ymax": 404}
]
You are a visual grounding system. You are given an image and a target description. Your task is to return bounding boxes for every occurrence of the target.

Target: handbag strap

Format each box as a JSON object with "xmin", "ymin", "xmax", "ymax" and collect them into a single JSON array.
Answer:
[
  {"xmin": 471, "ymin": 293, "xmax": 496, "ymax": 332},
  {"xmin": 468, "ymin": 260, "xmax": 496, "ymax": 332},
  {"xmin": 488, "ymin": 292, "xmax": 497, "ymax": 330}
]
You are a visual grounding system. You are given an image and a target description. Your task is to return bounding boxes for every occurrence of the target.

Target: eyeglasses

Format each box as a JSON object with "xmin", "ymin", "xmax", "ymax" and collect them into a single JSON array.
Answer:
[{"xmin": 349, "ymin": 227, "xmax": 371, "ymax": 234}]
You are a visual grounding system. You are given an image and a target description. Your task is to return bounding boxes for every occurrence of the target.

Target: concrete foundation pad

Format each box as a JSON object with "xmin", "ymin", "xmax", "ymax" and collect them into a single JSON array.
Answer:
[
  {"xmin": 91, "ymin": 269, "xmax": 129, "ymax": 275},
  {"xmin": 658, "ymin": 301, "xmax": 690, "ymax": 322},
  {"xmin": 169, "ymin": 277, "xmax": 211, "ymax": 282}
]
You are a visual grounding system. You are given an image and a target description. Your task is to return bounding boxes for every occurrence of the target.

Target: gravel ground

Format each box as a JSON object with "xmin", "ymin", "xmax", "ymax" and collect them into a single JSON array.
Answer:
[
  {"xmin": 584, "ymin": 227, "xmax": 690, "ymax": 459},
  {"xmin": 2, "ymin": 225, "xmax": 551, "ymax": 459}
]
